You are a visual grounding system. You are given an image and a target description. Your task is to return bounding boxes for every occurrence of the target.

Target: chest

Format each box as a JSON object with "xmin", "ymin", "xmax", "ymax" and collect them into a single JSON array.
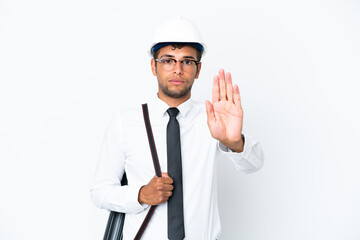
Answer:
[{"xmin": 121, "ymin": 116, "xmax": 217, "ymax": 185}]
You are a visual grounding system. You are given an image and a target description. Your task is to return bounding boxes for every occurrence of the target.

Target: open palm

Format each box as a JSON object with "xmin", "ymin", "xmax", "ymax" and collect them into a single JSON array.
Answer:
[{"xmin": 205, "ymin": 69, "xmax": 244, "ymax": 152}]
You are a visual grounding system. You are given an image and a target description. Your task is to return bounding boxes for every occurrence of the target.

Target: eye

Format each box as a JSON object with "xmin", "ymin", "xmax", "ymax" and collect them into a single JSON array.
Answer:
[
  {"xmin": 183, "ymin": 60, "xmax": 194, "ymax": 65},
  {"xmin": 162, "ymin": 59, "xmax": 174, "ymax": 64}
]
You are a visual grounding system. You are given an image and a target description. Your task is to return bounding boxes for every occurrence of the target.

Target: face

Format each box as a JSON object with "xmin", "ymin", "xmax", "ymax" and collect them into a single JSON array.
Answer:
[{"xmin": 151, "ymin": 45, "xmax": 202, "ymax": 99}]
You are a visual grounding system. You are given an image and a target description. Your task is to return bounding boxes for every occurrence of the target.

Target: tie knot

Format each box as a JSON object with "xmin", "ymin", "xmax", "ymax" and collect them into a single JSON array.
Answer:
[{"xmin": 167, "ymin": 108, "xmax": 179, "ymax": 118}]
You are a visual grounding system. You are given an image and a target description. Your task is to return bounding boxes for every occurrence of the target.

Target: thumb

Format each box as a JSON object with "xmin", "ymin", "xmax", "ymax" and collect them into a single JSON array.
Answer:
[
  {"xmin": 205, "ymin": 100, "xmax": 215, "ymax": 123},
  {"xmin": 162, "ymin": 173, "xmax": 170, "ymax": 178}
]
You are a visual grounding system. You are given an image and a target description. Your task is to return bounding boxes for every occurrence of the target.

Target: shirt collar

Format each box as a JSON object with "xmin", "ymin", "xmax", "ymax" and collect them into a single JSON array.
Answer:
[{"xmin": 153, "ymin": 94, "xmax": 193, "ymax": 119}]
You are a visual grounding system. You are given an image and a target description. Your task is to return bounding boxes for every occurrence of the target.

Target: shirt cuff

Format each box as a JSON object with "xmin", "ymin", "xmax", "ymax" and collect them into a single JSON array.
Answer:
[
  {"xmin": 125, "ymin": 185, "xmax": 150, "ymax": 213},
  {"xmin": 218, "ymin": 135, "xmax": 250, "ymax": 159},
  {"xmin": 217, "ymin": 134, "xmax": 264, "ymax": 173}
]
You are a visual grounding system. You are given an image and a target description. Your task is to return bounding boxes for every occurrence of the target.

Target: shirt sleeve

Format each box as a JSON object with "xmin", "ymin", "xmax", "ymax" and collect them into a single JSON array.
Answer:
[
  {"xmin": 217, "ymin": 134, "xmax": 264, "ymax": 174},
  {"xmin": 90, "ymin": 114, "xmax": 149, "ymax": 214}
]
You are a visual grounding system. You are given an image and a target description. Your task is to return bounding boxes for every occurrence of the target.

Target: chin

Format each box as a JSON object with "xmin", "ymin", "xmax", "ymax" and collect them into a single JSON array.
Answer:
[
  {"xmin": 160, "ymin": 85, "xmax": 192, "ymax": 99},
  {"xmin": 166, "ymin": 89, "xmax": 190, "ymax": 98}
]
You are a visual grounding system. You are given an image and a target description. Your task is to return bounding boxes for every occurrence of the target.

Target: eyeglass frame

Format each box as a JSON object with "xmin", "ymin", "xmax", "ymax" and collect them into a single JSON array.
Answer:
[{"xmin": 155, "ymin": 58, "xmax": 201, "ymax": 71}]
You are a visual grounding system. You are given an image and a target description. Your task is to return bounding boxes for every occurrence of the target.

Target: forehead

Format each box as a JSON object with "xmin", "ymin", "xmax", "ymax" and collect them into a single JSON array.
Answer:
[{"xmin": 157, "ymin": 45, "xmax": 198, "ymax": 58}]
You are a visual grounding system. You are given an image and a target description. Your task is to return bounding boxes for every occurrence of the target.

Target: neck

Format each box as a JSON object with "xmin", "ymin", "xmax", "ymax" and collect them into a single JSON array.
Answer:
[{"xmin": 157, "ymin": 92, "xmax": 191, "ymax": 108}]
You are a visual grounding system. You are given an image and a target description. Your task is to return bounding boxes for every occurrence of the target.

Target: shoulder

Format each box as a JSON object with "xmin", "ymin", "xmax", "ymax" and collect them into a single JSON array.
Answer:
[
  {"xmin": 190, "ymin": 98, "xmax": 206, "ymax": 115},
  {"xmin": 186, "ymin": 98, "xmax": 207, "ymax": 124},
  {"xmin": 114, "ymin": 104, "xmax": 144, "ymax": 126}
]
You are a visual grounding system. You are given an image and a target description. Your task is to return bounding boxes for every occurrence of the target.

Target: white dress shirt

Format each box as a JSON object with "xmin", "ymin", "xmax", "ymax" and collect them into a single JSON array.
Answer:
[{"xmin": 90, "ymin": 96, "xmax": 264, "ymax": 240}]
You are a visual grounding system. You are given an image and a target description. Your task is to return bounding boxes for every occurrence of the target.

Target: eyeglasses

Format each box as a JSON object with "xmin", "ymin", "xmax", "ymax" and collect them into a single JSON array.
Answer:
[{"xmin": 155, "ymin": 58, "xmax": 200, "ymax": 72}]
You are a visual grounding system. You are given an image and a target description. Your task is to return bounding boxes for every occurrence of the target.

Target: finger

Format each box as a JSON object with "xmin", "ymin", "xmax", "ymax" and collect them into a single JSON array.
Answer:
[
  {"xmin": 163, "ymin": 176, "xmax": 174, "ymax": 184},
  {"xmin": 157, "ymin": 183, "xmax": 174, "ymax": 191},
  {"xmin": 212, "ymin": 75, "xmax": 220, "ymax": 103},
  {"xmin": 162, "ymin": 184, "xmax": 174, "ymax": 191},
  {"xmin": 205, "ymin": 100, "xmax": 216, "ymax": 124},
  {"xmin": 226, "ymin": 72, "xmax": 234, "ymax": 102},
  {"xmin": 164, "ymin": 191, "xmax": 173, "ymax": 198},
  {"xmin": 161, "ymin": 173, "xmax": 173, "ymax": 184},
  {"xmin": 219, "ymin": 69, "xmax": 226, "ymax": 100},
  {"xmin": 234, "ymin": 84, "xmax": 242, "ymax": 110}
]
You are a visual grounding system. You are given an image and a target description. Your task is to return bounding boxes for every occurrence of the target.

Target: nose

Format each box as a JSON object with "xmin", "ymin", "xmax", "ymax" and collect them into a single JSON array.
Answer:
[{"xmin": 173, "ymin": 60, "xmax": 183, "ymax": 75}]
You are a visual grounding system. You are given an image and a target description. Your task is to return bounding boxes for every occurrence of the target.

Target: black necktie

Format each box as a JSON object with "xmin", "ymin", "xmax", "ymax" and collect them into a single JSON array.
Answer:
[{"xmin": 167, "ymin": 108, "xmax": 185, "ymax": 240}]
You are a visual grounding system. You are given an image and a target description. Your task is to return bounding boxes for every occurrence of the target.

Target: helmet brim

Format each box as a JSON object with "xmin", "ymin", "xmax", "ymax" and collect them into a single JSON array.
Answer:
[{"xmin": 150, "ymin": 42, "xmax": 205, "ymax": 57}]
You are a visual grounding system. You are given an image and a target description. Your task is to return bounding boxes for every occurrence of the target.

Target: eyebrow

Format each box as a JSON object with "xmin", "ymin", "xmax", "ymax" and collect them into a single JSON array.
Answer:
[
  {"xmin": 182, "ymin": 56, "xmax": 196, "ymax": 60},
  {"xmin": 159, "ymin": 54, "xmax": 174, "ymax": 59}
]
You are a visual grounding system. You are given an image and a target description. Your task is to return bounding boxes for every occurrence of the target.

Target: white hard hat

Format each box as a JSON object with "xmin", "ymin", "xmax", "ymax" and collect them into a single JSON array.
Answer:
[{"xmin": 150, "ymin": 15, "xmax": 206, "ymax": 57}]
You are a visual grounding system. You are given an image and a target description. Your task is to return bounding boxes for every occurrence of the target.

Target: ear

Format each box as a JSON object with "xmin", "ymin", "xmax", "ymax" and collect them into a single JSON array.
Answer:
[
  {"xmin": 195, "ymin": 62, "xmax": 202, "ymax": 79},
  {"xmin": 151, "ymin": 58, "xmax": 157, "ymax": 76}
]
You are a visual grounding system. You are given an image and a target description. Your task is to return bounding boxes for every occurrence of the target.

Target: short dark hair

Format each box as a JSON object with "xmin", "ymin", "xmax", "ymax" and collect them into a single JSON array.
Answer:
[{"xmin": 153, "ymin": 44, "xmax": 202, "ymax": 61}]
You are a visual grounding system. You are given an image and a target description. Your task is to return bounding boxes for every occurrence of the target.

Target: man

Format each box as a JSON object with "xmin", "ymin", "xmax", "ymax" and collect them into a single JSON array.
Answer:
[{"xmin": 91, "ymin": 16, "xmax": 264, "ymax": 240}]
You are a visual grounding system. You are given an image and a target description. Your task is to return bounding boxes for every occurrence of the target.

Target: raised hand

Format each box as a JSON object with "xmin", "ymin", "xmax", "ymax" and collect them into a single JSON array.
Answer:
[{"xmin": 205, "ymin": 69, "xmax": 244, "ymax": 152}]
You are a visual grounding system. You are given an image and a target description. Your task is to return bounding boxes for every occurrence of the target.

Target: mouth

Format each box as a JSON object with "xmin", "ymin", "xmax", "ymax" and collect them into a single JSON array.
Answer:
[{"xmin": 169, "ymin": 79, "xmax": 185, "ymax": 85}]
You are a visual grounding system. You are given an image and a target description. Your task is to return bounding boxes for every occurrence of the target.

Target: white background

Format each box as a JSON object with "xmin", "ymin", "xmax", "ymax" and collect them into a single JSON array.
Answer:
[{"xmin": 1, "ymin": 0, "xmax": 359, "ymax": 239}]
